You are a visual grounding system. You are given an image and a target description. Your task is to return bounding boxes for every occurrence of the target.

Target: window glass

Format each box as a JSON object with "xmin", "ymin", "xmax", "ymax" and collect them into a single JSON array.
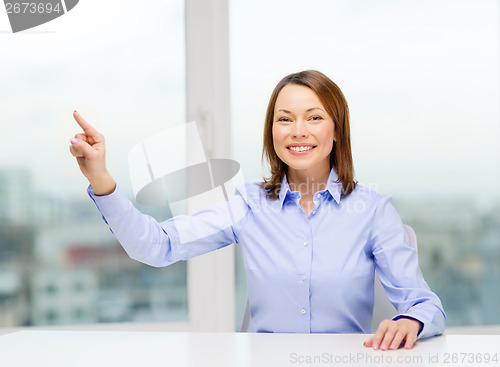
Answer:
[
  {"xmin": 0, "ymin": 0, "xmax": 187, "ymax": 326},
  {"xmin": 230, "ymin": 0, "xmax": 500, "ymax": 328}
]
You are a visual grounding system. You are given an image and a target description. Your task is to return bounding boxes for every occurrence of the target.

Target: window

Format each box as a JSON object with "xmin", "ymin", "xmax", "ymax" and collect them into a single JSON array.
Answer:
[
  {"xmin": 230, "ymin": 0, "xmax": 500, "ymax": 328},
  {"xmin": 0, "ymin": 0, "xmax": 187, "ymax": 327}
]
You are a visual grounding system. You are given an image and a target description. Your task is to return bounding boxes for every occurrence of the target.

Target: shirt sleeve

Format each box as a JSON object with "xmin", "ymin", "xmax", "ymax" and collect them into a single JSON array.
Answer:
[
  {"xmin": 369, "ymin": 195, "xmax": 446, "ymax": 339},
  {"xmin": 87, "ymin": 184, "xmax": 250, "ymax": 267}
]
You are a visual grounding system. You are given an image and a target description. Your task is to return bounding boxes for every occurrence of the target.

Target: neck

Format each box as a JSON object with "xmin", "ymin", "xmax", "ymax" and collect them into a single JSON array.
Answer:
[{"xmin": 287, "ymin": 168, "xmax": 330, "ymax": 198}]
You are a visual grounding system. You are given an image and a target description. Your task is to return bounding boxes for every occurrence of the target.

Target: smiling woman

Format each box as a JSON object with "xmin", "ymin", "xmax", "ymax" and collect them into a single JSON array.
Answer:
[
  {"xmin": 70, "ymin": 69, "xmax": 446, "ymax": 351},
  {"xmin": 262, "ymin": 70, "xmax": 355, "ymax": 201},
  {"xmin": 257, "ymin": 71, "xmax": 445, "ymax": 349}
]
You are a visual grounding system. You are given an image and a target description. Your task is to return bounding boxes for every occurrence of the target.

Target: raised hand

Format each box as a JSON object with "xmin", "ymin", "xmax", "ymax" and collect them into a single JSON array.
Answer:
[{"xmin": 69, "ymin": 110, "xmax": 116, "ymax": 195}]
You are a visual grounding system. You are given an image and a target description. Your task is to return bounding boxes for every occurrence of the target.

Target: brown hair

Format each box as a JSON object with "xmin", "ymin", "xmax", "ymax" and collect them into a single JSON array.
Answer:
[{"xmin": 261, "ymin": 70, "xmax": 356, "ymax": 199}]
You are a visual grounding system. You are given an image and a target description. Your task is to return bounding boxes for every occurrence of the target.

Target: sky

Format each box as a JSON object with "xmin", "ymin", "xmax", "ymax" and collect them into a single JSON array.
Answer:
[{"xmin": 0, "ymin": 0, "xmax": 498, "ymax": 205}]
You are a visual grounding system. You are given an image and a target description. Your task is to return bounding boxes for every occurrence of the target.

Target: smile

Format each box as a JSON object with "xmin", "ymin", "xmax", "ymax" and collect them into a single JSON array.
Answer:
[{"xmin": 287, "ymin": 146, "xmax": 316, "ymax": 152}]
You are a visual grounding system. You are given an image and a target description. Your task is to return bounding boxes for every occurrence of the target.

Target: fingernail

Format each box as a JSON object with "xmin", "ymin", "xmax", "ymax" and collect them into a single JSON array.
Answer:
[
  {"xmin": 70, "ymin": 138, "xmax": 78, "ymax": 144},
  {"xmin": 373, "ymin": 344, "xmax": 379, "ymax": 350},
  {"xmin": 381, "ymin": 344, "xmax": 387, "ymax": 351},
  {"xmin": 74, "ymin": 110, "xmax": 78, "ymax": 115},
  {"xmin": 390, "ymin": 344, "xmax": 396, "ymax": 350}
]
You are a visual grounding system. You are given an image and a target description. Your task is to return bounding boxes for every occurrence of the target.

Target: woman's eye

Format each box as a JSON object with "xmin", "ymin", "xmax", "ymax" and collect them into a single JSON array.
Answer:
[
  {"xmin": 309, "ymin": 116, "xmax": 323, "ymax": 121},
  {"xmin": 277, "ymin": 117, "xmax": 291, "ymax": 123}
]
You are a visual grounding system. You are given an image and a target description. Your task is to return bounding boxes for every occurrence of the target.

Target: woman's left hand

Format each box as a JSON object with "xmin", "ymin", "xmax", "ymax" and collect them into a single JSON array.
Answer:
[{"xmin": 364, "ymin": 318, "xmax": 422, "ymax": 350}]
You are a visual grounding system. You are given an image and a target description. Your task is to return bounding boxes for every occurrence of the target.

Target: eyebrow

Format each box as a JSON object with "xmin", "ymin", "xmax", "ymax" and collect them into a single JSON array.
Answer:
[{"xmin": 276, "ymin": 107, "xmax": 326, "ymax": 114}]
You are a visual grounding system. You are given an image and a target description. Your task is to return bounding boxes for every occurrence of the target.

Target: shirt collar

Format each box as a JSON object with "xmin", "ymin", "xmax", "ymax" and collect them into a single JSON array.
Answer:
[{"xmin": 277, "ymin": 168, "xmax": 342, "ymax": 207}]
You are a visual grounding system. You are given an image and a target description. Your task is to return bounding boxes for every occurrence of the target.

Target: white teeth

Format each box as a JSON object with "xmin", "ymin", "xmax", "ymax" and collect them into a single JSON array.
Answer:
[{"xmin": 289, "ymin": 146, "xmax": 313, "ymax": 152}]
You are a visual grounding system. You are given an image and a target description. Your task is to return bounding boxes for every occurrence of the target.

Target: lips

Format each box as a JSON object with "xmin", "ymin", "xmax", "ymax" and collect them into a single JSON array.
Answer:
[{"xmin": 286, "ymin": 144, "xmax": 316, "ymax": 154}]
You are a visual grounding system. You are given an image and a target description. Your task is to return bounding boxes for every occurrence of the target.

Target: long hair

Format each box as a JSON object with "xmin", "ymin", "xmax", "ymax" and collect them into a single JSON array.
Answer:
[{"xmin": 261, "ymin": 70, "xmax": 356, "ymax": 199}]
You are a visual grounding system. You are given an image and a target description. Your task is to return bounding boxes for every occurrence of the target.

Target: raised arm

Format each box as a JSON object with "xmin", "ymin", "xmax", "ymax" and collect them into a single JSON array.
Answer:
[
  {"xmin": 69, "ymin": 110, "xmax": 251, "ymax": 267},
  {"xmin": 69, "ymin": 110, "xmax": 116, "ymax": 196}
]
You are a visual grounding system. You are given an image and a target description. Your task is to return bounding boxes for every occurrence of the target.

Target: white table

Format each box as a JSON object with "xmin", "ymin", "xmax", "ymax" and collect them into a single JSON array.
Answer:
[{"xmin": 0, "ymin": 330, "xmax": 498, "ymax": 367}]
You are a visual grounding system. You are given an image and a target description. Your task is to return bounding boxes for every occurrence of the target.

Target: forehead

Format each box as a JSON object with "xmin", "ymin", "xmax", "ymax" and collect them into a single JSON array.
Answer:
[{"xmin": 274, "ymin": 84, "xmax": 324, "ymax": 112}]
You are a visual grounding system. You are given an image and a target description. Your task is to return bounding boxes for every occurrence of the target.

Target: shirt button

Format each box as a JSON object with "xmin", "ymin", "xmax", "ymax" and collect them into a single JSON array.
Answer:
[
  {"xmin": 301, "ymin": 275, "xmax": 306, "ymax": 280},
  {"xmin": 304, "ymin": 241, "xmax": 309, "ymax": 246},
  {"xmin": 301, "ymin": 309, "xmax": 306, "ymax": 314},
  {"xmin": 311, "ymin": 210, "xmax": 316, "ymax": 215}
]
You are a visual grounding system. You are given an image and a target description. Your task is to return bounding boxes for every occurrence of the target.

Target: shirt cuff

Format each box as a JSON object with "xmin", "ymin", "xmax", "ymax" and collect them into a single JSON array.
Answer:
[
  {"xmin": 393, "ymin": 310, "xmax": 443, "ymax": 340},
  {"xmin": 87, "ymin": 184, "xmax": 132, "ymax": 219}
]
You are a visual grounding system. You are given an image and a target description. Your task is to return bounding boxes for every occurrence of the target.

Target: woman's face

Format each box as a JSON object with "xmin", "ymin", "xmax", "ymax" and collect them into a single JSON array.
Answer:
[{"xmin": 272, "ymin": 84, "xmax": 335, "ymax": 179}]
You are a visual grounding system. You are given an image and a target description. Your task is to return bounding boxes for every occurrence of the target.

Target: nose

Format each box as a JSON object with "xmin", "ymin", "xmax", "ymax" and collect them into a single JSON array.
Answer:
[{"xmin": 292, "ymin": 120, "xmax": 308, "ymax": 139}]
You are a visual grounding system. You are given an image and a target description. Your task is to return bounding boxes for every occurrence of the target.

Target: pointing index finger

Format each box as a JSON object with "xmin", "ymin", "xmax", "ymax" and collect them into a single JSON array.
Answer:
[{"xmin": 73, "ymin": 110, "xmax": 100, "ymax": 136}]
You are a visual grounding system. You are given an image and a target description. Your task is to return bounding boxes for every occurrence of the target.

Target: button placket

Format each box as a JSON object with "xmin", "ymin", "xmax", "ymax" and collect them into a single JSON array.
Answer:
[{"xmin": 311, "ymin": 192, "xmax": 324, "ymax": 216}]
